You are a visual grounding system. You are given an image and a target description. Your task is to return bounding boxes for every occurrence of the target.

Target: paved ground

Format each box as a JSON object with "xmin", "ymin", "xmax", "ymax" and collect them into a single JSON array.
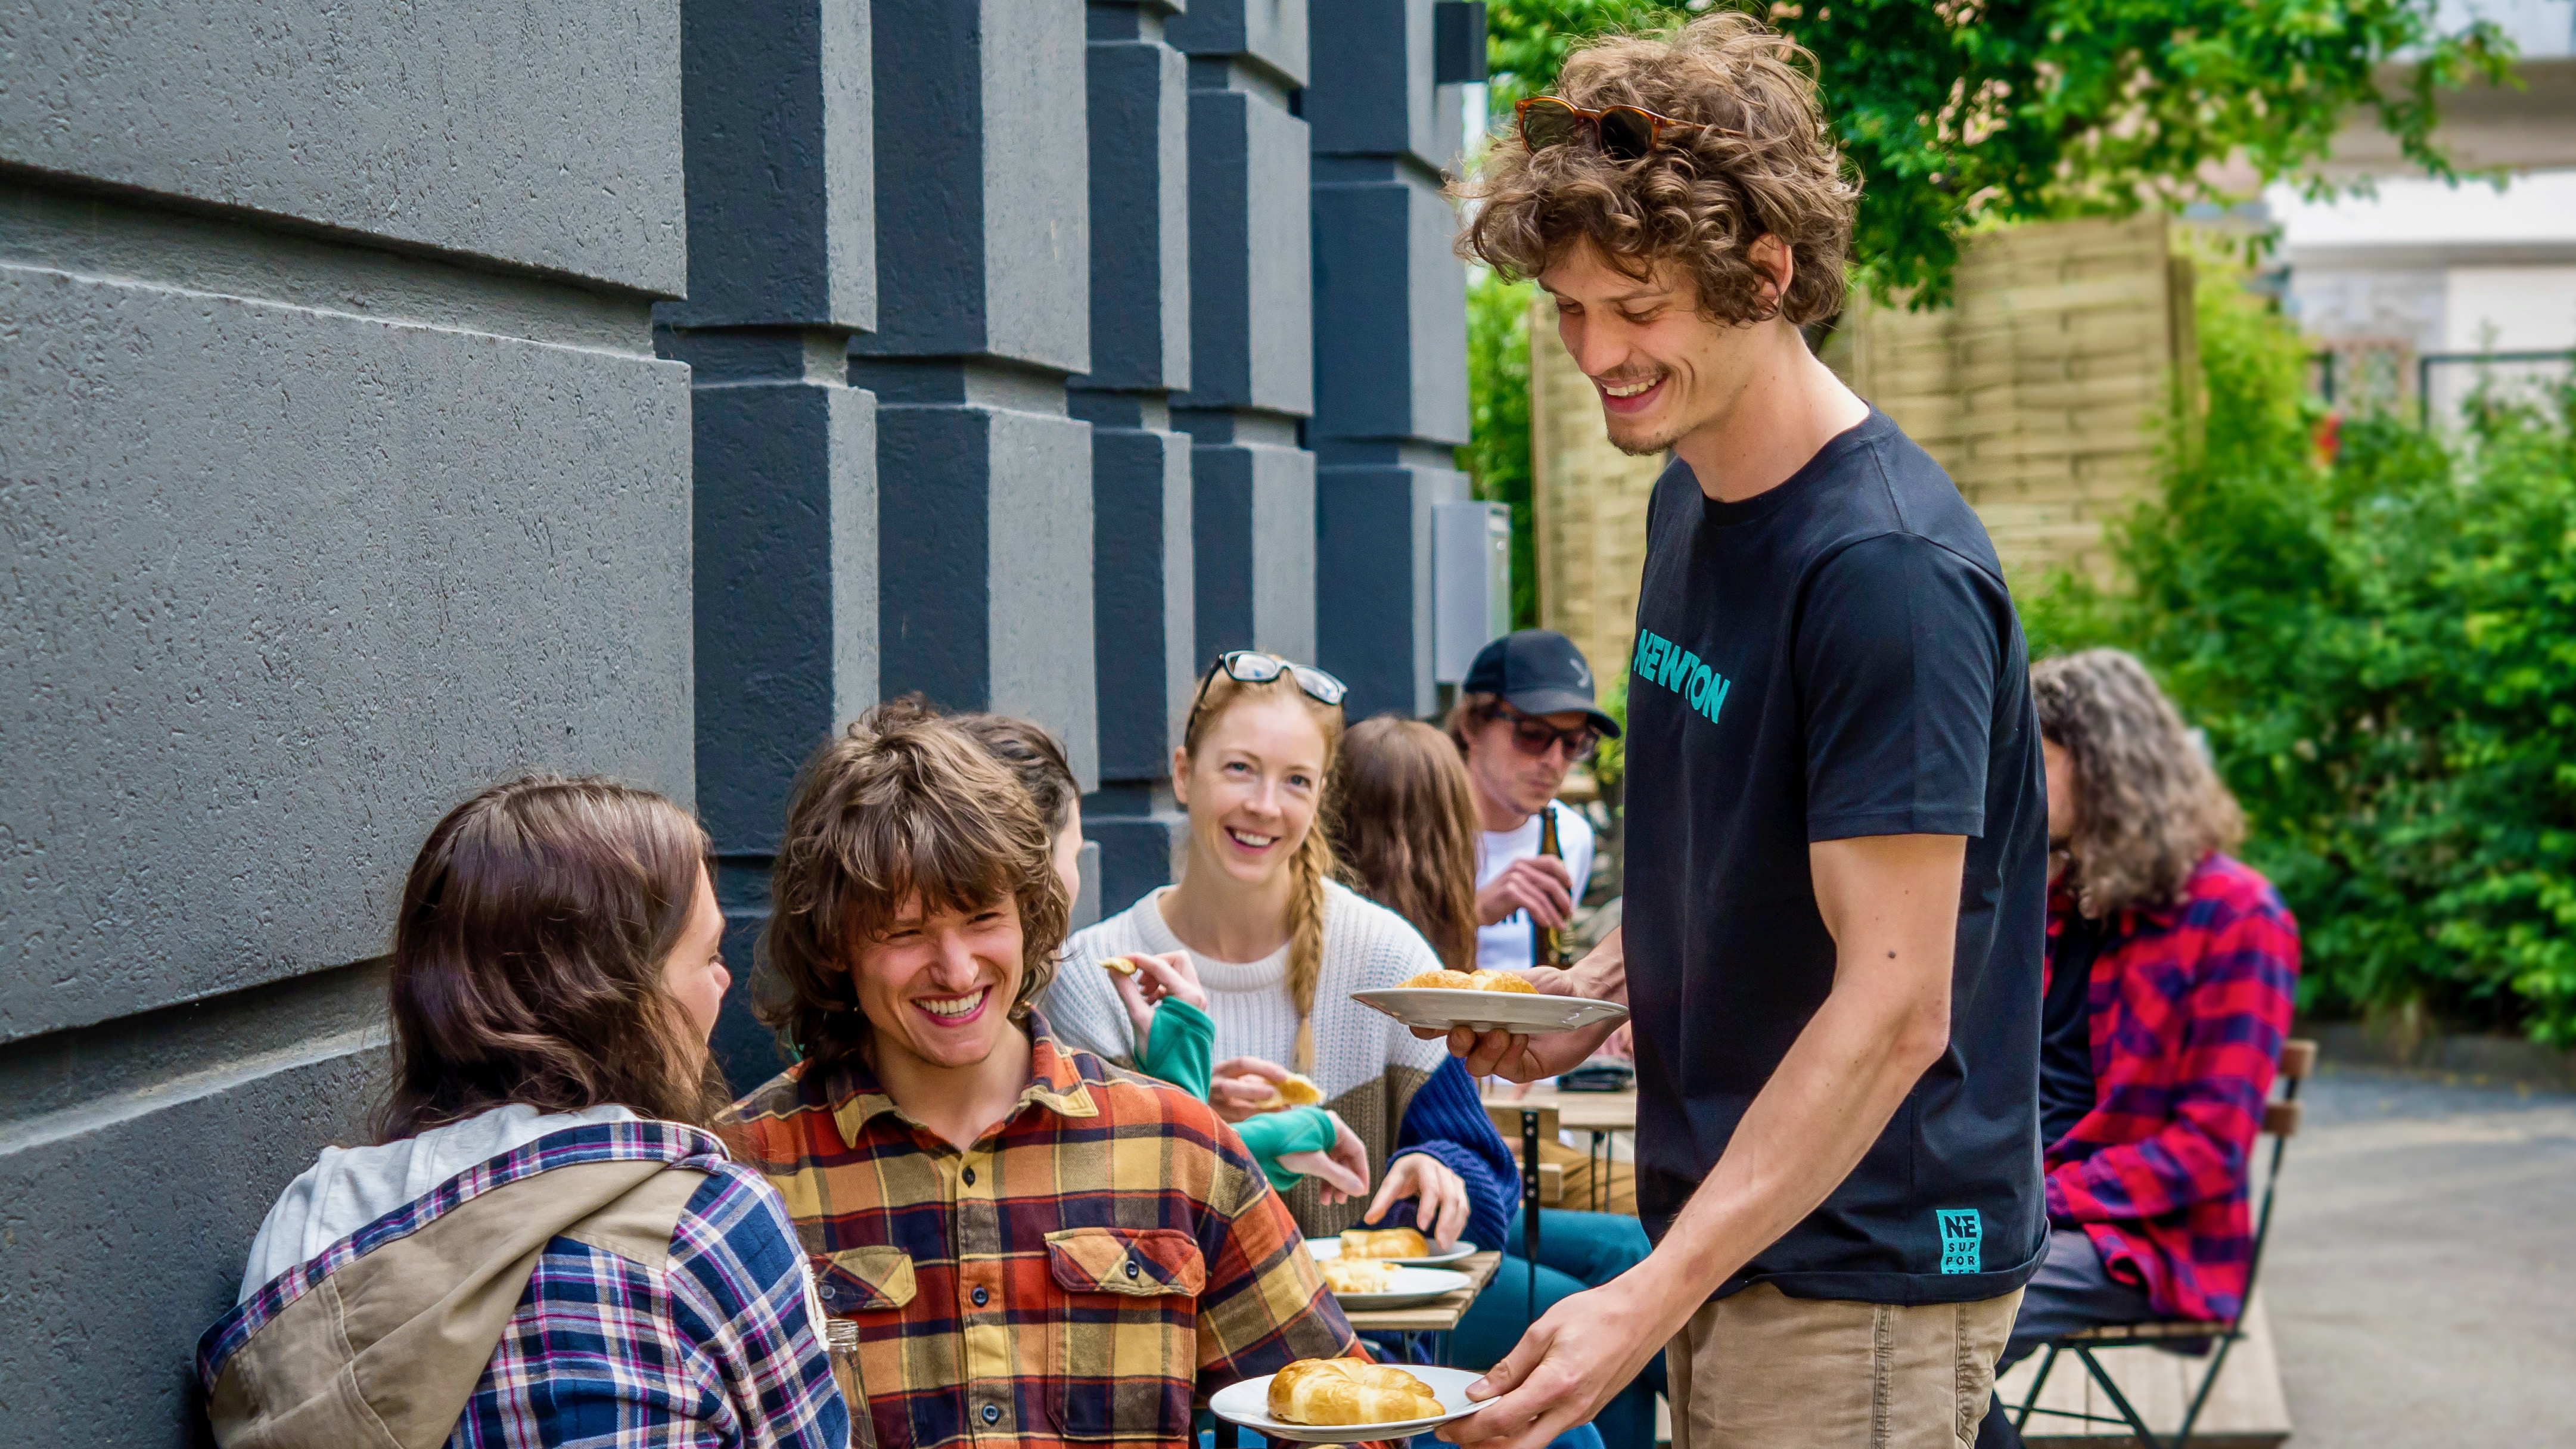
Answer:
[{"xmin": 2264, "ymin": 1064, "xmax": 2576, "ymax": 1444}]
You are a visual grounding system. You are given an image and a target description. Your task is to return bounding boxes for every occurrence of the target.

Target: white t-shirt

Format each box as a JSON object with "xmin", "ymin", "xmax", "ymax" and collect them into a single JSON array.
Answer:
[{"xmin": 1474, "ymin": 800, "xmax": 1598, "ymax": 972}]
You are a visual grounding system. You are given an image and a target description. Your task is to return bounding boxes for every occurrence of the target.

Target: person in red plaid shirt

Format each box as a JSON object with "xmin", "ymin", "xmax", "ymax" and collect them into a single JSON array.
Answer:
[
  {"xmin": 1975, "ymin": 650, "xmax": 2300, "ymax": 1448},
  {"xmin": 728, "ymin": 702, "xmax": 1379, "ymax": 1449}
]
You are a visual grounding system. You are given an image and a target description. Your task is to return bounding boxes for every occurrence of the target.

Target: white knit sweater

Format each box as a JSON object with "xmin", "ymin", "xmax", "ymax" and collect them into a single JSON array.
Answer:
[{"xmin": 1046, "ymin": 881, "xmax": 1449, "ymax": 1103}]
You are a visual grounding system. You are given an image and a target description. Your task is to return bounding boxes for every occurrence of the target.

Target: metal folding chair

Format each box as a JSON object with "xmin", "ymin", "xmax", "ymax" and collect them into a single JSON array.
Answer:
[{"xmin": 2008, "ymin": 1038, "xmax": 2317, "ymax": 1449}]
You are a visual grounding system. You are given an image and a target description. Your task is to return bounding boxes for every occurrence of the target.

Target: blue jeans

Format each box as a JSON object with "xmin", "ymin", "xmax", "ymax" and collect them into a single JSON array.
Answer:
[{"xmin": 1452, "ymin": 1209, "xmax": 1665, "ymax": 1449}]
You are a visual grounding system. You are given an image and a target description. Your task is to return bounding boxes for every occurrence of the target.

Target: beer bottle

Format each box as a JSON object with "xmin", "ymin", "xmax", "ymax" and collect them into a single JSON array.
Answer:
[{"xmin": 1536, "ymin": 805, "xmax": 1571, "ymax": 967}]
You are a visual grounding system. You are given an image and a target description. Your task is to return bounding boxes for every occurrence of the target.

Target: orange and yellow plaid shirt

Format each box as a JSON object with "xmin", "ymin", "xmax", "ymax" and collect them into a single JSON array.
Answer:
[{"xmin": 728, "ymin": 1016, "xmax": 1363, "ymax": 1449}]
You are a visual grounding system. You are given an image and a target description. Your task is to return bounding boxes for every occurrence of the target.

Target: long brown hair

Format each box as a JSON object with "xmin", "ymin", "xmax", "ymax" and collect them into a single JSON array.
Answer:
[
  {"xmin": 759, "ymin": 701, "xmax": 1070, "ymax": 1079},
  {"xmin": 1328, "ymin": 716, "xmax": 1482, "ymax": 972},
  {"xmin": 2033, "ymin": 649, "xmax": 2245, "ymax": 919},
  {"xmin": 374, "ymin": 776, "xmax": 728, "ymax": 1141},
  {"xmin": 1182, "ymin": 664, "xmax": 1346, "ymax": 1018}
]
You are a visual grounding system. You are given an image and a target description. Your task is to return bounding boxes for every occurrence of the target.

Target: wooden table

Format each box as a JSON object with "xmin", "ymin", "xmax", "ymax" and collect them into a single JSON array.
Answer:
[
  {"xmin": 1486, "ymin": 1089, "xmax": 1638, "ymax": 1211},
  {"xmin": 1336, "ymin": 1251, "xmax": 1503, "ymax": 1334}
]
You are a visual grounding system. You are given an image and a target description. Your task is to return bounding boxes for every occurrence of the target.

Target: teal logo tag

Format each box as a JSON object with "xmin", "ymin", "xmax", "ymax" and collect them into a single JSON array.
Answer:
[{"xmin": 1937, "ymin": 1209, "xmax": 1981, "ymax": 1274}]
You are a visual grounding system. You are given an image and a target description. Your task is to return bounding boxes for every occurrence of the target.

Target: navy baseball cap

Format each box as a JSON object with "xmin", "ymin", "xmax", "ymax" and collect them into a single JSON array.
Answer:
[{"xmin": 1463, "ymin": 629, "xmax": 1621, "ymax": 738}]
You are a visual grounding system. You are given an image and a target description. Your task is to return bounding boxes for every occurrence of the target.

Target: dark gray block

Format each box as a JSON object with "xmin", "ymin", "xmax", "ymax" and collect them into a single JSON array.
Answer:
[
  {"xmin": 1083, "ymin": 781, "xmax": 1188, "ymax": 921},
  {"xmin": 1177, "ymin": 88, "xmax": 1313, "ymax": 415},
  {"xmin": 1082, "ymin": 409, "xmax": 1197, "ymax": 783},
  {"xmin": 864, "ymin": 365, "xmax": 1101, "ymax": 791},
  {"xmin": 856, "ymin": 0, "xmax": 1090, "ymax": 372},
  {"xmin": 1316, "ymin": 456, "xmax": 1468, "ymax": 720},
  {"xmin": 1310, "ymin": 164, "xmax": 1471, "ymax": 447},
  {"xmin": 1167, "ymin": 0, "xmax": 1308, "ymax": 87},
  {"xmin": 0, "ymin": 0, "xmax": 685, "ymax": 293},
  {"xmin": 1084, "ymin": 9, "xmax": 1191, "ymax": 393},
  {"xmin": 1308, "ymin": 0, "xmax": 1468, "ymax": 171},
  {"xmin": 1181, "ymin": 413, "xmax": 1317, "ymax": 664},
  {"xmin": 663, "ymin": 0, "xmax": 874, "ymax": 331},
  {"xmin": 0, "ymin": 263, "xmax": 692, "ymax": 1043}
]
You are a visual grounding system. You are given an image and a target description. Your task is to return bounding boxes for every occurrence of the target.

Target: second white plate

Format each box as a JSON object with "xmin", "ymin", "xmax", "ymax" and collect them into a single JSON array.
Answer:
[
  {"xmin": 1305, "ymin": 1236, "xmax": 1480, "ymax": 1267},
  {"xmin": 1350, "ymin": 986, "xmax": 1629, "ymax": 1035},
  {"xmin": 1325, "ymin": 1265, "xmax": 1472, "ymax": 1310},
  {"xmin": 1210, "ymin": 1364, "xmax": 1489, "ymax": 1444}
]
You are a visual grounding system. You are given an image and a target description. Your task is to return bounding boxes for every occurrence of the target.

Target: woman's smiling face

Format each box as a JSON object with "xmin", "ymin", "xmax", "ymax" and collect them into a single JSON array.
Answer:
[{"xmin": 1175, "ymin": 695, "xmax": 1330, "ymax": 890}]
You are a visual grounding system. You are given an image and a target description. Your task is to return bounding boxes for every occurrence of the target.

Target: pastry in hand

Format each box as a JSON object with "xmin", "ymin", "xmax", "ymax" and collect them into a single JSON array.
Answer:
[
  {"xmin": 1101, "ymin": 955, "xmax": 1142, "ymax": 977},
  {"xmin": 1399, "ymin": 968, "xmax": 1539, "ymax": 994},
  {"xmin": 1266, "ymin": 1358, "xmax": 1444, "ymax": 1425},
  {"xmin": 1319, "ymin": 1258, "xmax": 1397, "ymax": 1293},
  {"xmin": 1338, "ymin": 1226, "xmax": 1429, "ymax": 1260},
  {"xmin": 1251, "ymin": 1071, "xmax": 1324, "ymax": 1111}
]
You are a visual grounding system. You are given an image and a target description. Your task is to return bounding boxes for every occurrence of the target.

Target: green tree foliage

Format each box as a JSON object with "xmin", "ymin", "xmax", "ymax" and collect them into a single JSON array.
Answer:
[
  {"xmin": 1482, "ymin": 0, "xmax": 2510, "ymax": 305},
  {"xmin": 2027, "ymin": 273, "xmax": 2576, "ymax": 1044},
  {"xmin": 1463, "ymin": 270, "xmax": 1540, "ymax": 629}
]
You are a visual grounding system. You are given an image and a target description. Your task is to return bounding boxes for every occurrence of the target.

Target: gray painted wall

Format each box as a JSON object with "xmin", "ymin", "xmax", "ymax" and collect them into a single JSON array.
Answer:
[{"xmin": 0, "ymin": 0, "xmax": 689, "ymax": 1438}]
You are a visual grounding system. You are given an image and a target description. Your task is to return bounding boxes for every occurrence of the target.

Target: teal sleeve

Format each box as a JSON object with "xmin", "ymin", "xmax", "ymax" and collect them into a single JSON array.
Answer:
[
  {"xmin": 1138, "ymin": 997, "xmax": 1216, "ymax": 1099},
  {"xmin": 1233, "ymin": 1106, "xmax": 1341, "ymax": 1192}
]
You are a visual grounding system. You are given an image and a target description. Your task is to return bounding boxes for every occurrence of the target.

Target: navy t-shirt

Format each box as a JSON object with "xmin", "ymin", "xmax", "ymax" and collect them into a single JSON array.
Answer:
[{"xmin": 1622, "ymin": 408, "xmax": 2048, "ymax": 1306}]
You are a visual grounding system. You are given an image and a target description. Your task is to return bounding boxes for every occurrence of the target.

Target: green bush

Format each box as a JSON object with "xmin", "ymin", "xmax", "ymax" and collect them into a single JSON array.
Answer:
[
  {"xmin": 2027, "ymin": 272, "xmax": 2576, "ymax": 1044},
  {"xmin": 1463, "ymin": 270, "xmax": 1540, "ymax": 630}
]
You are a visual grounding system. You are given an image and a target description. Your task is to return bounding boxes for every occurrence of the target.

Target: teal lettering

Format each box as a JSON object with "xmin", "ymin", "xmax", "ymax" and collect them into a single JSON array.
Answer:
[
  {"xmin": 1704, "ymin": 675, "xmax": 1731, "ymax": 724},
  {"xmin": 1663, "ymin": 647, "xmax": 1696, "ymax": 692},
  {"xmin": 1687, "ymin": 663, "xmax": 1713, "ymax": 710},
  {"xmin": 1636, "ymin": 632, "xmax": 1665, "ymax": 680}
]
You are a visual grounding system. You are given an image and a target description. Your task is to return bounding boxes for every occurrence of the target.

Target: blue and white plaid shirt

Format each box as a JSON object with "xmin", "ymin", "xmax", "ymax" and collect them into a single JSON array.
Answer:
[{"xmin": 201, "ymin": 1120, "xmax": 849, "ymax": 1448}]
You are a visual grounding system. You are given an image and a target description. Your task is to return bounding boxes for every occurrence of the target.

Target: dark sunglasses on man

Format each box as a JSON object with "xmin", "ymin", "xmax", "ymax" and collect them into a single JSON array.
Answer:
[
  {"xmin": 1496, "ymin": 701, "xmax": 1599, "ymax": 763},
  {"xmin": 1188, "ymin": 651, "xmax": 1348, "ymax": 722},
  {"xmin": 1515, "ymin": 95, "xmax": 1733, "ymax": 163}
]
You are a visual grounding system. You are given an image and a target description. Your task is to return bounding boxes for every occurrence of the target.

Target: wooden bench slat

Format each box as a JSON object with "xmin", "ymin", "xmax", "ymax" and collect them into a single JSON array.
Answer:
[
  {"xmin": 2263, "ymin": 1099, "xmax": 2303, "ymax": 1139},
  {"xmin": 2277, "ymin": 1038, "xmax": 2318, "ymax": 1080}
]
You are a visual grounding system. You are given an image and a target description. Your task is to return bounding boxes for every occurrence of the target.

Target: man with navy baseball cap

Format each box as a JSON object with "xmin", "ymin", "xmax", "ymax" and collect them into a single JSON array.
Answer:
[{"xmin": 1447, "ymin": 629, "xmax": 1621, "ymax": 973}]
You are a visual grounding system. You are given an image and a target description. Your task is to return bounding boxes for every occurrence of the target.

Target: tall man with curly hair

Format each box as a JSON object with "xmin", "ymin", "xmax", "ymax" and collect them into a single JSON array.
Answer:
[
  {"xmin": 1430, "ymin": 14, "xmax": 2052, "ymax": 1449},
  {"xmin": 1975, "ymin": 650, "xmax": 2299, "ymax": 1448}
]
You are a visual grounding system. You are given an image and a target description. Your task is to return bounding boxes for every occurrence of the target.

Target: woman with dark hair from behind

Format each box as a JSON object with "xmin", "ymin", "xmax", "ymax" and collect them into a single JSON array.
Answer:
[
  {"xmin": 1327, "ymin": 716, "xmax": 1667, "ymax": 1449},
  {"xmin": 198, "ymin": 777, "xmax": 847, "ymax": 1449}
]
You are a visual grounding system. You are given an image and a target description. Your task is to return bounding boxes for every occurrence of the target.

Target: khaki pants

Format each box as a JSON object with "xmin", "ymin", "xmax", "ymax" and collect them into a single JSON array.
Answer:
[{"xmin": 1665, "ymin": 1283, "xmax": 2023, "ymax": 1449}]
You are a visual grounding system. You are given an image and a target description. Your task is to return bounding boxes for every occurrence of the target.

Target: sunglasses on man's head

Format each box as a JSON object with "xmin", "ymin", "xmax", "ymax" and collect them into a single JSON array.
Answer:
[
  {"xmin": 1496, "ymin": 702, "xmax": 1599, "ymax": 763},
  {"xmin": 1515, "ymin": 96, "xmax": 1717, "ymax": 163},
  {"xmin": 1188, "ymin": 651, "xmax": 1348, "ymax": 722}
]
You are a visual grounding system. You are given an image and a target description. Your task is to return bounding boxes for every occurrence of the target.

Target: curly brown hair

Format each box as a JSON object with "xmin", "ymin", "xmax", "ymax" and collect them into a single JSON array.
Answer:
[
  {"xmin": 2034, "ymin": 649, "xmax": 2245, "ymax": 920},
  {"xmin": 757, "ymin": 700, "xmax": 1070, "ymax": 1079},
  {"xmin": 1453, "ymin": 11, "xmax": 1857, "ymax": 327}
]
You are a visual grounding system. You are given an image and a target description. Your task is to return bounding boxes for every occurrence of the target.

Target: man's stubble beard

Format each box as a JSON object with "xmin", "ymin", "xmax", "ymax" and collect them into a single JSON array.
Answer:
[{"xmin": 1604, "ymin": 413, "xmax": 1686, "ymax": 458}]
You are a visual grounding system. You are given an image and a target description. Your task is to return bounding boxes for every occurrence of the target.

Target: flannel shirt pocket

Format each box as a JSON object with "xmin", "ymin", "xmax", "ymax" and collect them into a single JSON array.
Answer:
[
  {"xmin": 1042, "ymin": 1229, "xmax": 1203, "ymax": 1439},
  {"xmin": 815, "ymin": 1245, "xmax": 916, "ymax": 1313}
]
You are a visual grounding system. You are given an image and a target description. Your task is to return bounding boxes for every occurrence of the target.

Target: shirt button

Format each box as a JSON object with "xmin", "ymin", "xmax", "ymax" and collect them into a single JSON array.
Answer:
[
  {"xmin": 1124, "ymin": 1260, "xmax": 1140, "ymax": 1279},
  {"xmin": 962, "ymin": 1165, "xmax": 977, "ymax": 1186},
  {"xmin": 971, "ymin": 1285, "xmax": 989, "ymax": 1307},
  {"xmin": 981, "ymin": 1404, "xmax": 1001, "ymax": 1426}
]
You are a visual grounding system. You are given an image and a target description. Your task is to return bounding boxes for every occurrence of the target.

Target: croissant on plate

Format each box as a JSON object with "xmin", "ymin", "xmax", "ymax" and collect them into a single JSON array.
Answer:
[
  {"xmin": 1399, "ymin": 968, "xmax": 1538, "ymax": 994},
  {"xmin": 1319, "ymin": 1258, "xmax": 1397, "ymax": 1293},
  {"xmin": 1267, "ymin": 1358, "xmax": 1445, "ymax": 1425},
  {"xmin": 1338, "ymin": 1227, "xmax": 1428, "ymax": 1260}
]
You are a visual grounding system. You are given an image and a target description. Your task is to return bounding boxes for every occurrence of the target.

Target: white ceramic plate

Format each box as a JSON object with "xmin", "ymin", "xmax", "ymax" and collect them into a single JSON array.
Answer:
[
  {"xmin": 1350, "ymin": 987, "xmax": 1629, "ymax": 1035},
  {"xmin": 1210, "ymin": 1364, "xmax": 1490, "ymax": 1444},
  {"xmin": 1323, "ymin": 1265, "xmax": 1472, "ymax": 1310},
  {"xmin": 1305, "ymin": 1236, "xmax": 1480, "ymax": 1268}
]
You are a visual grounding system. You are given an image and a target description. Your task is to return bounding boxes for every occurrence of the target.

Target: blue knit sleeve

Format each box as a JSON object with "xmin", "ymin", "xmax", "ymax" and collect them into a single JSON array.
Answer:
[{"xmin": 1378, "ymin": 1056, "xmax": 1519, "ymax": 1253}]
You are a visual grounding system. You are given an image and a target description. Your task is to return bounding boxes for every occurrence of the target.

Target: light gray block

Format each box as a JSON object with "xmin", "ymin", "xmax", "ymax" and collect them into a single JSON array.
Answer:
[
  {"xmin": 1177, "ymin": 89, "xmax": 1313, "ymax": 416},
  {"xmin": 0, "ymin": 265, "xmax": 692, "ymax": 1041},
  {"xmin": 0, "ymin": 0, "xmax": 685, "ymax": 293},
  {"xmin": 1169, "ymin": 0, "xmax": 1309, "ymax": 88}
]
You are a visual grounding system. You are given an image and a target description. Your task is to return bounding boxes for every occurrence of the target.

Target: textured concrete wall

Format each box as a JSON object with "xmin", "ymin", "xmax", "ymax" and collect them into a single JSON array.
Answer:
[
  {"xmin": 658, "ymin": 0, "xmax": 879, "ymax": 1096},
  {"xmin": 1078, "ymin": 0, "xmax": 1197, "ymax": 918},
  {"xmin": 0, "ymin": 0, "xmax": 689, "ymax": 1436},
  {"xmin": 859, "ymin": 0, "xmax": 1100, "ymax": 792},
  {"xmin": 1173, "ymin": 0, "xmax": 1318, "ymax": 670},
  {"xmin": 1309, "ymin": 0, "xmax": 1472, "ymax": 719}
]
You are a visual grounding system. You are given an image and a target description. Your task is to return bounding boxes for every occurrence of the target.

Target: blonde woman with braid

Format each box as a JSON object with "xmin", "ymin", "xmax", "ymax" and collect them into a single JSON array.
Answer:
[{"xmin": 1048, "ymin": 653, "xmax": 1520, "ymax": 1249}]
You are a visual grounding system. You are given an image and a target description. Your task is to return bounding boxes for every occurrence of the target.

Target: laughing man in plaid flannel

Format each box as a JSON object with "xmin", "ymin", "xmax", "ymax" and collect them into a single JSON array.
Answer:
[
  {"xmin": 728, "ymin": 702, "xmax": 1375, "ymax": 1449},
  {"xmin": 1973, "ymin": 652, "xmax": 2300, "ymax": 1449}
]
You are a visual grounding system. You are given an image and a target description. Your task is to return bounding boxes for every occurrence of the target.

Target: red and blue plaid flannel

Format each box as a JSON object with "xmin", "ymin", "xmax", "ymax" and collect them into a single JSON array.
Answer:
[{"xmin": 2044, "ymin": 852, "xmax": 2300, "ymax": 1323}]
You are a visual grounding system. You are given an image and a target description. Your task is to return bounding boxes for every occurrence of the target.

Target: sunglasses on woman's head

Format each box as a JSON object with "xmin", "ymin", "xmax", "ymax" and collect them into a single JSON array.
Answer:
[
  {"xmin": 1497, "ymin": 703, "xmax": 1599, "ymax": 763},
  {"xmin": 1188, "ymin": 651, "xmax": 1348, "ymax": 722},
  {"xmin": 1515, "ymin": 96, "xmax": 1717, "ymax": 163}
]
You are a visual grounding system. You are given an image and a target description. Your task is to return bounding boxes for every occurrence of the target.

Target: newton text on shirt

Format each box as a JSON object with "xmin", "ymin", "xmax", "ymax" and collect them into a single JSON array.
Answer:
[{"xmin": 1632, "ymin": 628, "xmax": 1732, "ymax": 726}]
